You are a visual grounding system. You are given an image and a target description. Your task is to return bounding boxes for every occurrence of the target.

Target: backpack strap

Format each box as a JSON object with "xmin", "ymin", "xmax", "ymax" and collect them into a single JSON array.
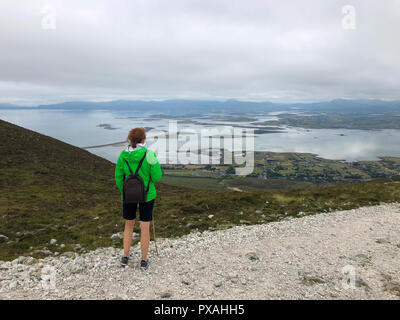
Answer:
[
  {"xmin": 135, "ymin": 151, "xmax": 148, "ymax": 175},
  {"xmin": 123, "ymin": 159, "xmax": 134, "ymax": 175},
  {"xmin": 123, "ymin": 151, "xmax": 148, "ymax": 176}
]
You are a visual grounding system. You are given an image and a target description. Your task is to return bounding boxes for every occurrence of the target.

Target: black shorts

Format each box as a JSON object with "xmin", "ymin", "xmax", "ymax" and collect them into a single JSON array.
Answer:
[{"xmin": 123, "ymin": 200, "xmax": 155, "ymax": 222}]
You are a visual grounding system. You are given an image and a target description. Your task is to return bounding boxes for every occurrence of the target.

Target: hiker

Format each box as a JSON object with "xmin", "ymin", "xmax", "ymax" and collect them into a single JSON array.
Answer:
[{"xmin": 115, "ymin": 128, "xmax": 162, "ymax": 268}]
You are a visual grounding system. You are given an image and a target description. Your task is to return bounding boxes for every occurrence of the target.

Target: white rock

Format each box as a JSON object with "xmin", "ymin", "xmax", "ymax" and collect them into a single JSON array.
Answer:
[
  {"xmin": 111, "ymin": 232, "xmax": 123, "ymax": 240},
  {"xmin": 0, "ymin": 203, "xmax": 398, "ymax": 300}
]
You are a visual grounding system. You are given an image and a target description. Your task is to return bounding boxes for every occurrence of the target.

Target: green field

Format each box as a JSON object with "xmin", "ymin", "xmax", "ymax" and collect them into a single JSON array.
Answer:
[{"xmin": 162, "ymin": 151, "xmax": 400, "ymax": 190}]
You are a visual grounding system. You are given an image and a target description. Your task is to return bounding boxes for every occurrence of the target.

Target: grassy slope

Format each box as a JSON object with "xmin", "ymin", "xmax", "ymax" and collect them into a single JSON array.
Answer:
[{"xmin": 1, "ymin": 119, "xmax": 400, "ymax": 261}]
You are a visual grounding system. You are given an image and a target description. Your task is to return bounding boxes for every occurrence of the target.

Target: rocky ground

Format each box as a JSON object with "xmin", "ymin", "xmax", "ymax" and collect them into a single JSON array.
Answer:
[{"xmin": 1, "ymin": 203, "xmax": 400, "ymax": 300}]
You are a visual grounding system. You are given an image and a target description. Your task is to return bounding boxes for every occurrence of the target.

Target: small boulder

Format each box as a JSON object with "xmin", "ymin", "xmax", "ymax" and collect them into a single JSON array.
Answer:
[
  {"xmin": 111, "ymin": 232, "xmax": 124, "ymax": 240},
  {"xmin": 17, "ymin": 256, "xmax": 27, "ymax": 264},
  {"xmin": 62, "ymin": 252, "xmax": 76, "ymax": 258},
  {"xmin": 34, "ymin": 249, "xmax": 53, "ymax": 256},
  {"xmin": 204, "ymin": 287, "xmax": 213, "ymax": 296},
  {"xmin": 23, "ymin": 257, "xmax": 36, "ymax": 265},
  {"xmin": 160, "ymin": 292, "xmax": 172, "ymax": 299}
]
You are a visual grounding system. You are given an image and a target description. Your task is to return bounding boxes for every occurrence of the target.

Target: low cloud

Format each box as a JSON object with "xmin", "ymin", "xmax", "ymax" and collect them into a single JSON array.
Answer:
[{"xmin": 0, "ymin": 0, "xmax": 399, "ymax": 105}]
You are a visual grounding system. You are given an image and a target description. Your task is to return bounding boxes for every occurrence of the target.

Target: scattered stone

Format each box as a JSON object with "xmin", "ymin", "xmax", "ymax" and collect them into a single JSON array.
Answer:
[
  {"xmin": 246, "ymin": 252, "xmax": 260, "ymax": 261},
  {"xmin": 376, "ymin": 238, "xmax": 391, "ymax": 244},
  {"xmin": 181, "ymin": 279, "xmax": 190, "ymax": 285},
  {"xmin": 34, "ymin": 249, "xmax": 53, "ymax": 256},
  {"xmin": 50, "ymin": 239, "xmax": 57, "ymax": 245},
  {"xmin": 352, "ymin": 253, "xmax": 370, "ymax": 266},
  {"xmin": 23, "ymin": 257, "xmax": 36, "ymax": 265},
  {"xmin": 355, "ymin": 277, "xmax": 369, "ymax": 289},
  {"xmin": 0, "ymin": 235, "xmax": 9, "ymax": 242},
  {"xmin": 160, "ymin": 292, "xmax": 172, "ymax": 299},
  {"xmin": 299, "ymin": 271, "xmax": 326, "ymax": 286},
  {"xmin": 0, "ymin": 203, "xmax": 398, "ymax": 300},
  {"xmin": 111, "ymin": 232, "xmax": 124, "ymax": 240},
  {"xmin": 62, "ymin": 252, "xmax": 76, "ymax": 258},
  {"xmin": 239, "ymin": 220, "xmax": 251, "ymax": 224},
  {"xmin": 204, "ymin": 287, "xmax": 213, "ymax": 296},
  {"xmin": 384, "ymin": 282, "xmax": 400, "ymax": 297},
  {"xmin": 208, "ymin": 215, "xmax": 214, "ymax": 219},
  {"xmin": 17, "ymin": 256, "xmax": 26, "ymax": 264}
]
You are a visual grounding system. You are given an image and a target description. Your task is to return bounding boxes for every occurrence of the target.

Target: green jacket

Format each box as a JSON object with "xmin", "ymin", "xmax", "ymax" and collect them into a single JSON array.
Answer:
[{"xmin": 115, "ymin": 147, "xmax": 162, "ymax": 202}]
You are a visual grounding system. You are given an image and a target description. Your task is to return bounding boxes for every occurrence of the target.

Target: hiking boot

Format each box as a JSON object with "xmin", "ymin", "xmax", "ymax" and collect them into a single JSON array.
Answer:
[
  {"xmin": 121, "ymin": 256, "xmax": 129, "ymax": 267},
  {"xmin": 140, "ymin": 259, "xmax": 149, "ymax": 269}
]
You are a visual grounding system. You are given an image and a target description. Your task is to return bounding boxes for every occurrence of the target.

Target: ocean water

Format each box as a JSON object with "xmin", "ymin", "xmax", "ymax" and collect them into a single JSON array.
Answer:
[{"xmin": 1, "ymin": 109, "xmax": 400, "ymax": 163}]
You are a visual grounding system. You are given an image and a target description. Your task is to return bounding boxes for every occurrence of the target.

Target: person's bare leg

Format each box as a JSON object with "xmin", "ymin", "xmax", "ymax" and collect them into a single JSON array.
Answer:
[
  {"xmin": 123, "ymin": 219, "xmax": 135, "ymax": 257},
  {"xmin": 140, "ymin": 221, "xmax": 150, "ymax": 260}
]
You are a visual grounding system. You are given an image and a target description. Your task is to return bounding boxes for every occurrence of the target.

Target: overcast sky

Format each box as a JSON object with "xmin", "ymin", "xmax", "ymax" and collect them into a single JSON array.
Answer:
[{"xmin": 0, "ymin": 0, "xmax": 399, "ymax": 105}]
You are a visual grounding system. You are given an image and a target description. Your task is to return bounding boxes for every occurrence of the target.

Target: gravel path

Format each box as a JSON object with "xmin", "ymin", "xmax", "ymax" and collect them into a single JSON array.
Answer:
[{"xmin": 1, "ymin": 203, "xmax": 400, "ymax": 300}]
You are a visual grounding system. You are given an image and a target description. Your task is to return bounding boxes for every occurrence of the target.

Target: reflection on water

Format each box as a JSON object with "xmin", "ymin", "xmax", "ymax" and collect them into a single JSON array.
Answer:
[{"xmin": 1, "ymin": 109, "xmax": 400, "ymax": 163}]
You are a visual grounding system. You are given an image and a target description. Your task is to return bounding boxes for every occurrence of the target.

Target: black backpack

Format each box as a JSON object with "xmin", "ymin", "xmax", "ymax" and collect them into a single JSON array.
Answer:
[{"xmin": 123, "ymin": 151, "xmax": 150, "ymax": 204}]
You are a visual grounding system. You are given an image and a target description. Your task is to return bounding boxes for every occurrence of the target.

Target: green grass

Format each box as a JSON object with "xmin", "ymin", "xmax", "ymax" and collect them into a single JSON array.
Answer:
[
  {"xmin": 163, "ymin": 151, "xmax": 400, "ymax": 187},
  {"xmin": 1, "ymin": 119, "xmax": 400, "ymax": 261},
  {"xmin": 259, "ymin": 113, "xmax": 400, "ymax": 129}
]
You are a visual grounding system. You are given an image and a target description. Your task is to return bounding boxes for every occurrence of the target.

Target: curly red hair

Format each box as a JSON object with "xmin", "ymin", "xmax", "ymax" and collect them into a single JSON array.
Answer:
[{"xmin": 127, "ymin": 128, "xmax": 146, "ymax": 148}]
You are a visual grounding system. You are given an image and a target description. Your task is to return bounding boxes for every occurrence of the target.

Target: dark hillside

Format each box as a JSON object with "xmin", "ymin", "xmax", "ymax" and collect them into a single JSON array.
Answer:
[
  {"xmin": 1, "ymin": 119, "xmax": 400, "ymax": 261},
  {"xmin": 0, "ymin": 119, "xmax": 123, "ymax": 259}
]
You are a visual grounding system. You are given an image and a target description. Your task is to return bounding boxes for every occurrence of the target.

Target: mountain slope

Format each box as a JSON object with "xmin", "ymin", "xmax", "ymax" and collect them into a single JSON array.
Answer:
[
  {"xmin": 0, "ymin": 119, "xmax": 125, "ymax": 259},
  {"xmin": 1, "ymin": 119, "xmax": 400, "ymax": 261}
]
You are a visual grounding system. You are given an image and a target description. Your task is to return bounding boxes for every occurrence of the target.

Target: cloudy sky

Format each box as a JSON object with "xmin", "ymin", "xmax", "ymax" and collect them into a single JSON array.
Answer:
[{"xmin": 0, "ymin": 0, "xmax": 399, "ymax": 105}]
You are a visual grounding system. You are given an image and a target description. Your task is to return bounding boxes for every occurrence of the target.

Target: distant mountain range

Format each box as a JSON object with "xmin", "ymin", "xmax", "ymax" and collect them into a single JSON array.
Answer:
[{"xmin": 1, "ymin": 99, "xmax": 400, "ymax": 115}]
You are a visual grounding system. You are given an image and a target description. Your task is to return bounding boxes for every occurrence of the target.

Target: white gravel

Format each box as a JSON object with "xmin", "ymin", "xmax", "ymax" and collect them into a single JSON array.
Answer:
[{"xmin": 1, "ymin": 203, "xmax": 399, "ymax": 300}]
